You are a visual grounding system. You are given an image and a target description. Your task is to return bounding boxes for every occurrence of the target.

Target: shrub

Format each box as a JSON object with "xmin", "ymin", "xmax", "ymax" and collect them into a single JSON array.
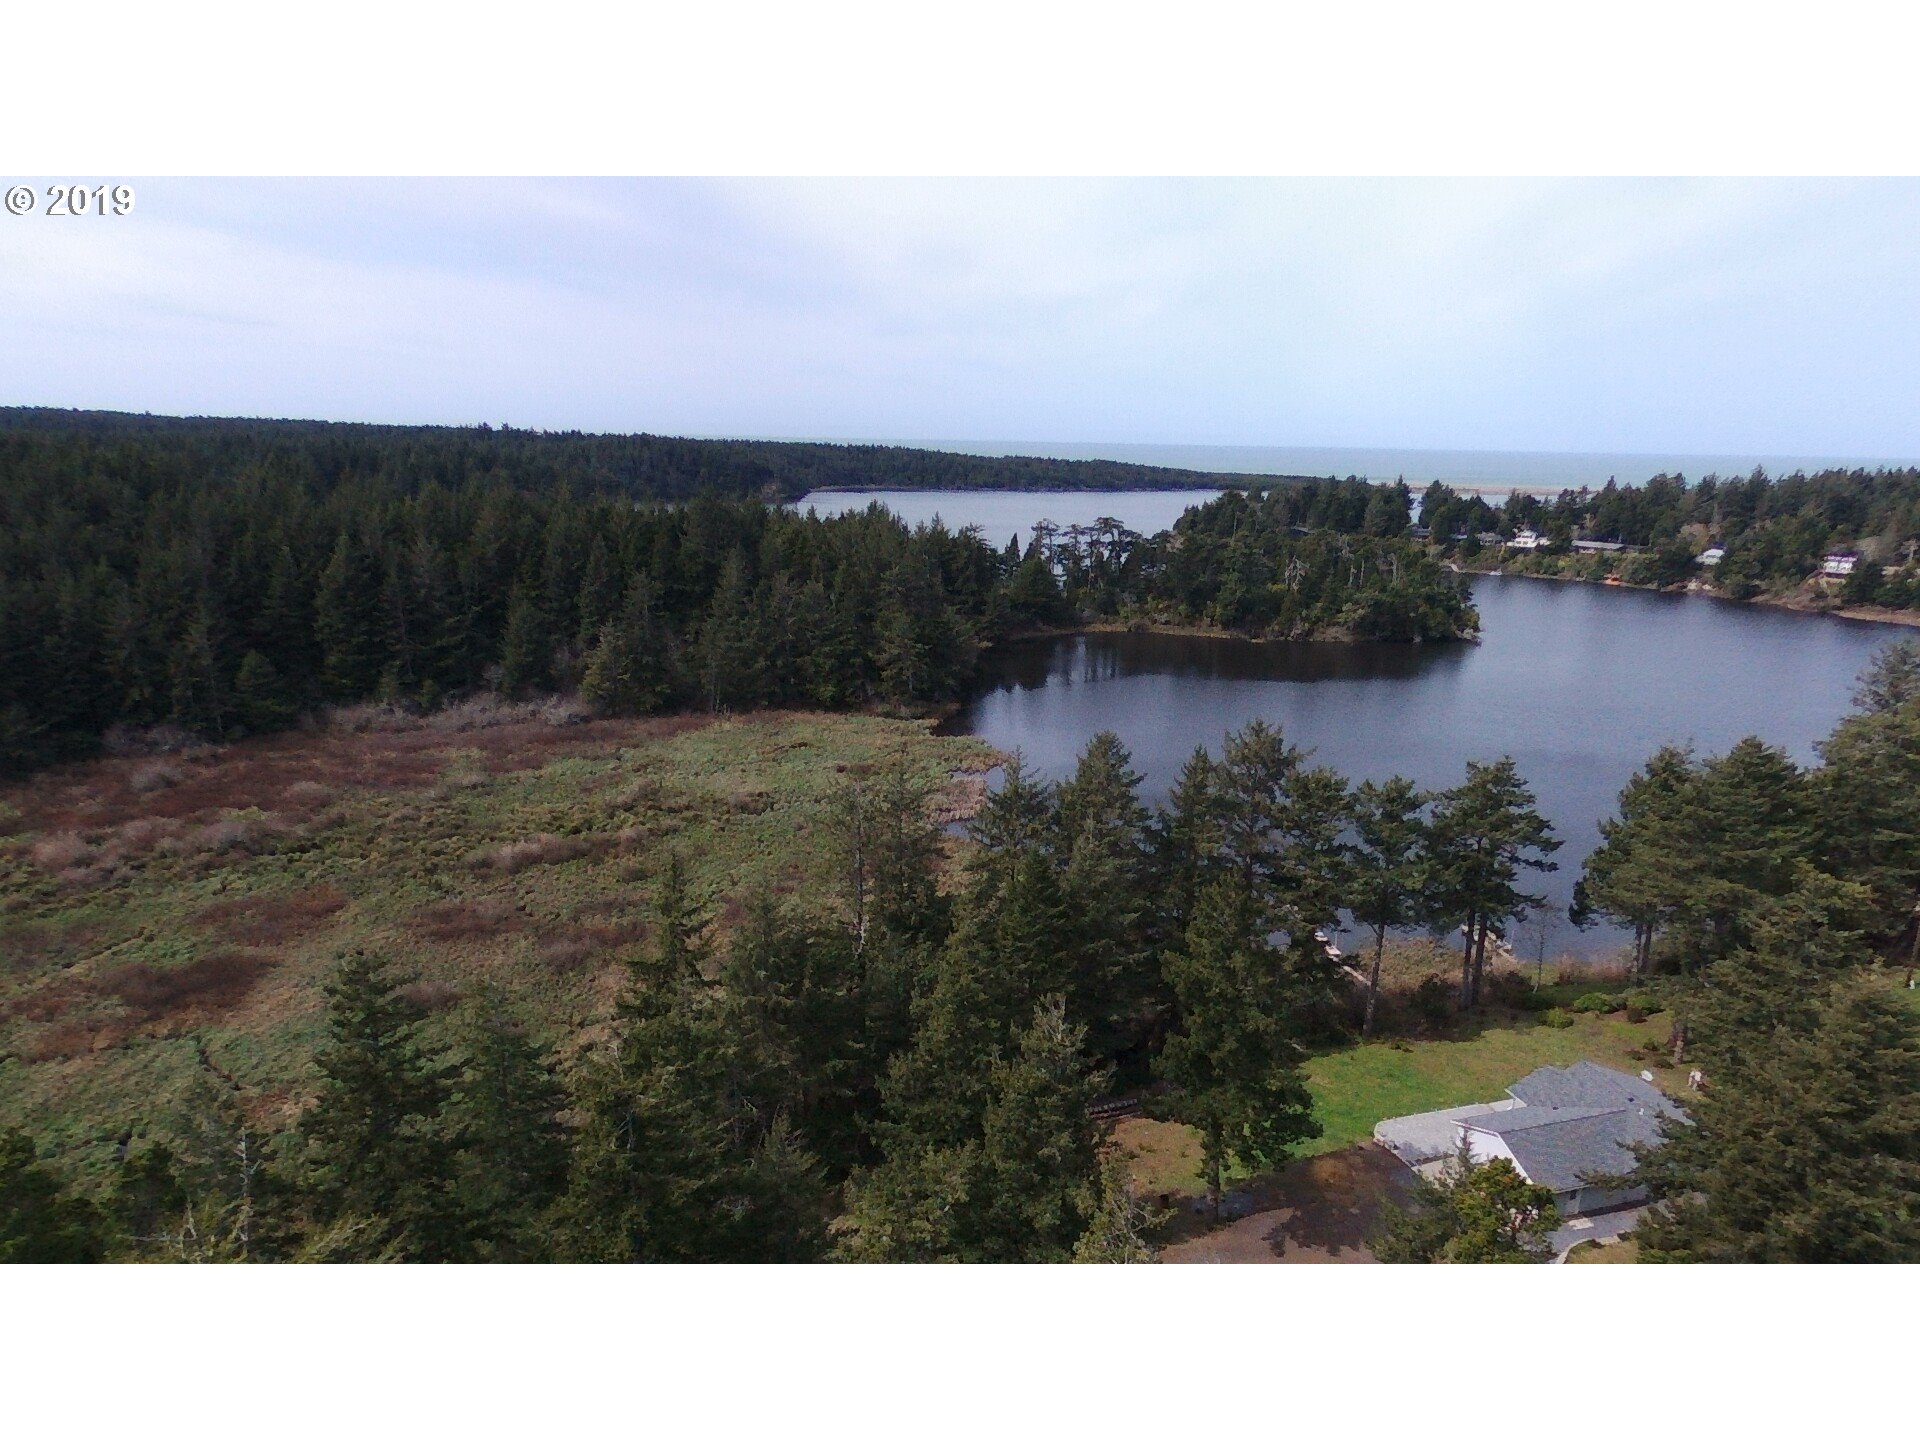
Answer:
[
  {"xmin": 1541, "ymin": 1007, "xmax": 1575, "ymax": 1029},
  {"xmin": 101, "ymin": 723, "xmax": 205, "ymax": 757},
  {"xmin": 474, "ymin": 834, "xmax": 596, "ymax": 874},
  {"xmin": 128, "ymin": 761, "xmax": 184, "ymax": 795},
  {"xmin": 396, "ymin": 978, "xmax": 460, "ymax": 1013},
  {"xmin": 1483, "ymin": 971, "xmax": 1536, "ymax": 1009},
  {"xmin": 280, "ymin": 781, "xmax": 336, "ymax": 810},
  {"xmin": 537, "ymin": 935, "xmax": 595, "ymax": 974},
  {"xmin": 1571, "ymin": 991, "xmax": 1622, "ymax": 1014},
  {"xmin": 1408, "ymin": 974, "xmax": 1454, "ymax": 1029},
  {"xmin": 28, "ymin": 832, "xmax": 94, "ymax": 873},
  {"xmin": 98, "ymin": 952, "xmax": 274, "ymax": 1019},
  {"xmin": 189, "ymin": 819, "xmax": 260, "ymax": 854},
  {"xmin": 411, "ymin": 896, "xmax": 525, "ymax": 942}
]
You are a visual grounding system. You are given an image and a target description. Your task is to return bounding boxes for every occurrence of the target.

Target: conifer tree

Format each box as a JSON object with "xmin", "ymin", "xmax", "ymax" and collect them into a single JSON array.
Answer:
[
  {"xmin": 1349, "ymin": 776, "xmax": 1428, "ymax": 1036},
  {"xmin": 1814, "ymin": 700, "xmax": 1920, "ymax": 953},
  {"xmin": 1153, "ymin": 744, "xmax": 1223, "ymax": 944},
  {"xmin": 829, "ymin": 758, "xmax": 947, "ymax": 953},
  {"xmin": 446, "ymin": 998, "xmax": 571, "ymax": 1261},
  {"xmin": 834, "ymin": 1144, "xmax": 980, "ymax": 1262},
  {"xmin": 1680, "ymin": 738, "xmax": 1812, "ymax": 965},
  {"xmin": 314, "ymin": 531, "xmax": 387, "ymax": 700},
  {"xmin": 1637, "ymin": 920, "xmax": 1920, "ymax": 1263},
  {"xmin": 0, "ymin": 1130, "xmax": 108, "ymax": 1262},
  {"xmin": 974, "ymin": 997, "xmax": 1107, "ymax": 1261},
  {"xmin": 1153, "ymin": 877, "xmax": 1321, "ymax": 1220},
  {"xmin": 1056, "ymin": 732, "xmax": 1156, "ymax": 1058},
  {"xmin": 1426, "ymin": 758, "xmax": 1560, "ymax": 1007},
  {"xmin": 1376, "ymin": 1142, "xmax": 1557, "ymax": 1263},
  {"xmin": 964, "ymin": 753, "xmax": 1059, "ymax": 887},
  {"xmin": 497, "ymin": 577, "xmax": 554, "ymax": 698},
  {"xmin": 1215, "ymin": 719, "xmax": 1304, "ymax": 897},
  {"xmin": 1853, "ymin": 636, "xmax": 1920, "ymax": 714},
  {"xmin": 1071, "ymin": 1156, "xmax": 1158, "ymax": 1263},
  {"xmin": 1579, "ymin": 746, "xmax": 1699, "ymax": 973},
  {"xmin": 695, "ymin": 551, "xmax": 766, "ymax": 711},
  {"xmin": 234, "ymin": 649, "xmax": 297, "ymax": 732},
  {"xmin": 296, "ymin": 951, "xmax": 464, "ymax": 1261}
]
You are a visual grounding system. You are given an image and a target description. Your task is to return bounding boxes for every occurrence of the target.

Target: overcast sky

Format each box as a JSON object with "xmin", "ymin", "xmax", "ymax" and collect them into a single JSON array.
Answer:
[{"xmin": 4, "ymin": 177, "xmax": 1918, "ymax": 458}]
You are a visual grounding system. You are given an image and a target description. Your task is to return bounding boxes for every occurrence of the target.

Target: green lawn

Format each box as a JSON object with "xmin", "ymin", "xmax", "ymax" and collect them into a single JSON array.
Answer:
[
  {"xmin": 1117, "ymin": 1007, "xmax": 1680, "ymax": 1197},
  {"xmin": 1301, "ymin": 1008, "xmax": 1678, "ymax": 1157}
]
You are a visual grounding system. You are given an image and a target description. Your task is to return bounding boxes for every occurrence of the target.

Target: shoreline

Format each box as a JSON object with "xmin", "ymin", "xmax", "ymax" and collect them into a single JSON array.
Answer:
[
  {"xmin": 1460, "ymin": 563, "xmax": 1920, "ymax": 629},
  {"xmin": 989, "ymin": 615, "xmax": 1480, "ymax": 648}
]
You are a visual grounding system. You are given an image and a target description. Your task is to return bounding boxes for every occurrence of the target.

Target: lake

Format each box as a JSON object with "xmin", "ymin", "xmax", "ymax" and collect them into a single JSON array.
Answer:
[
  {"xmin": 805, "ymin": 488, "xmax": 1908, "ymax": 958},
  {"xmin": 957, "ymin": 578, "xmax": 1903, "ymax": 958},
  {"xmin": 794, "ymin": 488, "xmax": 1223, "ymax": 551}
]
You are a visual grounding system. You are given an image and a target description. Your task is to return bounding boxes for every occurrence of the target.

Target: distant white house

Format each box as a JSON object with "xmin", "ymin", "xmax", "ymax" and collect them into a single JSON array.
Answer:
[
  {"xmin": 1507, "ymin": 528, "xmax": 1547, "ymax": 551},
  {"xmin": 1822, "ymin": 552, "xmax": 1859, "ymax": 577},
  {"xmin": 1696, "ymin": 547, "xmax": 1725, "ymax": 567}
]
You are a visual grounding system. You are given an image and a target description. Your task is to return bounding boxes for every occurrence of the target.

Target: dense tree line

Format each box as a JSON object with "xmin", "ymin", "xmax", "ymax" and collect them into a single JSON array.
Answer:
[
  {"xmin": 2, "ymin": 718, "xmax": 1566, "ymax": 1261},
  {"xmin": 1534, "ymin": 639, "xmax": 1920, "ymax": 1262},
  {"xmin": 0, "ymin": 426, "xmax": 1477, "ymax": 777},
  {"xmin": 1425, "ymin": 465, "xmax": 1920, "ymax": 604},
  {"xmin": 1018, "ymin": 485, "xmax": 1475, "ymax": 642},
  {"xmin": 0, "ymin": 465, "xmax": 1000, "ymax": 774},
  {"xmin": 0, "ymin": 408, "xmax": 1303, "ymax": 501}
]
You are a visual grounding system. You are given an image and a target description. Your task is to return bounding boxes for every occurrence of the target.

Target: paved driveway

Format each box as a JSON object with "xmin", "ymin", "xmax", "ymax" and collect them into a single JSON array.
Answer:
[{"xmin": 1551, "ymin": 1205, "xmax": 1646, "ymax": 1257}]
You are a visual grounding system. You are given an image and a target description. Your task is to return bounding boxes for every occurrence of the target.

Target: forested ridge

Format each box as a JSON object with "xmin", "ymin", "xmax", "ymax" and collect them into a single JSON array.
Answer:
[
  {"xmin": 0, "ymin": 422, "xmax": 1470, "ymax": 777},
  {"xmin": 0, "ymin": 407, "xmax": 1289, "ymax": 501}
]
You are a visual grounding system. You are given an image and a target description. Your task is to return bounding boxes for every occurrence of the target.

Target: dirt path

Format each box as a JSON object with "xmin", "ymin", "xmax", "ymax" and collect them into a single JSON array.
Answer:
[{"xmin": 1156, "ymin": 1145, "xmax": 1417, "ymax": 1264}]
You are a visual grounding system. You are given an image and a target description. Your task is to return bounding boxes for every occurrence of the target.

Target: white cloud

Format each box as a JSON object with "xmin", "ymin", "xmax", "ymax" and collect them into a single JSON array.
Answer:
[{"xmin": 1, "ymin": 177, "xmax": 1915, "ymax": 455}]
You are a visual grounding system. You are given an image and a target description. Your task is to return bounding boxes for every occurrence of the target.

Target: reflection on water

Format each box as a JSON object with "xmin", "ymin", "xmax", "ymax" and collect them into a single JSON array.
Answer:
[
  {"xmin": 977, "ymin": 630, "xmax": 1471, "ymax": 692},
  {"xmin": 954, "ymin": 577, "xmax": 1907, "ymax": 958},
  {"xmin": 794, "ymin": 488, "xmax": 1222, "ymax": 551}
]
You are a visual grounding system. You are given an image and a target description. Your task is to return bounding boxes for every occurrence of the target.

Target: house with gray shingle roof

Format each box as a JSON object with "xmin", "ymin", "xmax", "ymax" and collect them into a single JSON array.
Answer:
[{"xmin": 1374, "ymin": 1062, "xmax": 1682, "ymax": 1217}]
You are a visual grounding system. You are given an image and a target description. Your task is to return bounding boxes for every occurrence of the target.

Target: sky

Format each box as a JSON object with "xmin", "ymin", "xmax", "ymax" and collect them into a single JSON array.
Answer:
[{"xmin": 4, "ymin": 177, "xmax": 1919, "ymax": 459}]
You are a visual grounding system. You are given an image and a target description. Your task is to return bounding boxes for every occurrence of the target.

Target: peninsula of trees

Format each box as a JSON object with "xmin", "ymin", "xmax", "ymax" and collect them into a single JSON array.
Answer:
[{"xmin": 0, "ymin": 407, "xmax": 1300, "ymax": 502}]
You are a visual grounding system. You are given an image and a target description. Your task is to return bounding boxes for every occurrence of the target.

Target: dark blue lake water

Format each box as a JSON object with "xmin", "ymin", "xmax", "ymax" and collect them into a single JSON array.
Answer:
[
  {"xmin": 957, "ymin": 577, "xmax": 1903, "ymax": 960},
  {"xmin": 801, "ymin": 488, "xmax": 1909, "ymax": 959}
]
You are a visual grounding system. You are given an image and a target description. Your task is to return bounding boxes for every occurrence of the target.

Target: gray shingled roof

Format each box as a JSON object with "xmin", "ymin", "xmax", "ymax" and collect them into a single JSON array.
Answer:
[
  {"xmin": 1458, "ymin": 1063, "xmax": 1682, "ymax": 1194},
  {"xmin": 1506, "ymin": 1061, "xmax": 1679, "ymax": 1117},
  {"xmin": 1462, "ymin": 1105, "xmax": 1619, "ymax": 1135}
]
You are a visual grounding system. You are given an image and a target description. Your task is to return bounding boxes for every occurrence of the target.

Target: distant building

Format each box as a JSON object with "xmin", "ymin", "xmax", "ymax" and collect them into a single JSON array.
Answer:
[
  {"xmin": 1696, "ymin": 547, "xmax": 1725, "ymax": 567},
  {"xmin": 1507, "ymin": 528, "xmax": 1547, "ymax": 551},
  {"xmin": 1572, "ymin": 539, "xmax": 1627, "ymax": 554},
  {"xmin": 1822, "ymin": 552, "xmax": 1858, "ymax": 577}
]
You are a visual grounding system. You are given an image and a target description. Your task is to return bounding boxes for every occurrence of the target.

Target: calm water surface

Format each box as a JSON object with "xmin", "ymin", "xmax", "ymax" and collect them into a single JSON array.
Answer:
[
  {"xmin": 794, "ymin": 488, "xmax": 1222, "ymax": 551},
  {"xmin": 802, "ymin": 488, "xmax": 1908, "ymax": 958},
  {"xmin": 957, "ymin": 577, "xmax": 1905, "ymax": 958}
]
